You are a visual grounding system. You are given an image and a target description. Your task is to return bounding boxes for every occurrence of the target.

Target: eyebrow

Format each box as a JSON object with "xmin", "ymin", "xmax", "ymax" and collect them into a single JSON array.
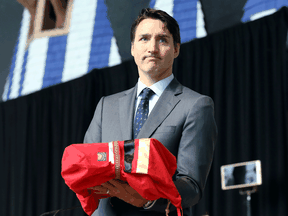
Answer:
[{"xmin": 139, "ymin": 34, "xmax": 170, "ymax": 38}]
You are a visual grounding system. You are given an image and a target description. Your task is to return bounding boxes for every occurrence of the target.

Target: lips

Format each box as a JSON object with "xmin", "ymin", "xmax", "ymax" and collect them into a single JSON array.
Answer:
[{"xmin": 145, "ymin": 56, "xmax": 160, "ymax": 60}]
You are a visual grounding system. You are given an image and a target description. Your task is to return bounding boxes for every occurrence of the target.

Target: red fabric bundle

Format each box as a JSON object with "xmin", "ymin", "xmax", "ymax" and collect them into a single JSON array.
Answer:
[{"xmin": 61, "ymin": 138, "xmax": 183, "ymax": 216}]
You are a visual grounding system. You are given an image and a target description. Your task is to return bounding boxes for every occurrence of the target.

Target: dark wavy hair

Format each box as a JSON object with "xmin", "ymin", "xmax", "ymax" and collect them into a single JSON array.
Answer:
[{"xmin": 130, "ymin": 8, "xmax": 181, "ymax": 47}]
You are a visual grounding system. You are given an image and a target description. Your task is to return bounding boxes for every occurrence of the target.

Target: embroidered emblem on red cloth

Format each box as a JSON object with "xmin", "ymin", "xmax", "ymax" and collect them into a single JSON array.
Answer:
[{"xmin": 97, "ymin": 152, "xmax": 107, "ymax": 161}]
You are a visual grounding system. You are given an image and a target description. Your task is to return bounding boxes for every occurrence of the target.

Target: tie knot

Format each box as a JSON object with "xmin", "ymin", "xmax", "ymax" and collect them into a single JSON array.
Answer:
[{"xmin": 141, "ymin": 88, "xmax": 153, "ymax": 100}]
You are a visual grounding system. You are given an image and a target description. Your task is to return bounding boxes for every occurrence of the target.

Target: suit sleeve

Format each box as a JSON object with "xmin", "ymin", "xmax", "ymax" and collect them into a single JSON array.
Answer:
[
  {"xmin": 144, "ymin": 96, "xmax": 217, "ymax": 212},
  {"xmin": 83, "ymin": 97, "xmax": 105, "ymax": 143}
]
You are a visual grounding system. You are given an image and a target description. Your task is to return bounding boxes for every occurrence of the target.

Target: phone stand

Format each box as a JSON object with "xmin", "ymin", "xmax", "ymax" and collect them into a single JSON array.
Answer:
[{"xmin": 239, "ymin": 186, "xmax": 257, "ymax": 216}]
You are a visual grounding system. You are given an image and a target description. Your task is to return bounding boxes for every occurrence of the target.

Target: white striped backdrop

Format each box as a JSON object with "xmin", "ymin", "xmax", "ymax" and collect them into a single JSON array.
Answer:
[{"xmin": 3, "ymin": 0, "xmax": 286, "ymax": 101}]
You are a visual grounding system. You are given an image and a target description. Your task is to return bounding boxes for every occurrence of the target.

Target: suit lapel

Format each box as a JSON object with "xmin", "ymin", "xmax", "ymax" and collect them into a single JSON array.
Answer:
[
  {"xmin": 119, "ymin": 85, "xmax": 137, "ymax": 141},
  {"xmin": 137, "ymin": 78, "xmax": 183, "ymax": 139}
]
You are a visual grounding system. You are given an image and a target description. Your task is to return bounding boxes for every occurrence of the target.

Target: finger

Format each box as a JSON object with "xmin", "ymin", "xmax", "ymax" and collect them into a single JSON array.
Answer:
[
  {"xmin": 107, "ymin": 179, "xmax": 127, "ymax": 190},
  {"xmin": 110, "ymin": 180, "xmax": 136, "ymax": 194},
  {"xmin": 93, "ymin": 188, "xmax": 110, "ymax": 194},
  {"xmin": 102, "ymin": 181, "xmax": 123, "ymax": 197},
  {"xmin": 89, "ymin": 186, "xmax": 109, "ymax": 194},
  {"xmin": 88, "ymin": 185, "xmax": 104, "ymax": 190},
  {"xmin": 102, "ymin": 181, "xmax": 118, "ymax": 193},
  {"xmin": 101, "ymin": 181, "xmax": 118, "ymax": 189},
  {"xmin": 107, "ymin": 180, "xmax": 138, "ymax": 197}
]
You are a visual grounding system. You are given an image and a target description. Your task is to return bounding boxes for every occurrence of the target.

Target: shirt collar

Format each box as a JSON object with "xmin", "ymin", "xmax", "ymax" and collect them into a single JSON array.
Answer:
[{"xmin": 136, "ymin": 74, "xmax": 174, "ymax": 98}]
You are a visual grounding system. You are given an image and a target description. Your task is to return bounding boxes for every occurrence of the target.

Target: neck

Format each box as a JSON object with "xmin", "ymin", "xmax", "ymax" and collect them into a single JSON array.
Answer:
[{"xmin": 139, "ymin": 69, "xmax": 172, "ymax": 87}]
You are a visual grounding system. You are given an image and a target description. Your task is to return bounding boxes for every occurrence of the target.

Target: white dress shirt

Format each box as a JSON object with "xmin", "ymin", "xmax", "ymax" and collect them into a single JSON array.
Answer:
[{"xmin": 134, "ymin": 74, "xmax": 174, "ymax": 118}]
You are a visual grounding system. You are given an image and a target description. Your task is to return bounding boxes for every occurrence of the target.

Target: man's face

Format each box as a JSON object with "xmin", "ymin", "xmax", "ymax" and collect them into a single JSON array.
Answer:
[{"xmin": 131, "ymin": 18, "xmax": 180, "ymax": 80}]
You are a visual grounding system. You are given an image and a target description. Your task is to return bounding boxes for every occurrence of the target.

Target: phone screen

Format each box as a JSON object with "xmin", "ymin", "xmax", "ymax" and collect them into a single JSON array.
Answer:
[
  {"xmin": 225, "ymin": 163, "xmax": 257, "ymax": 186},
  {"xmin": 221, "ymin": 160, "xmax": 261, "ymax": 190}
]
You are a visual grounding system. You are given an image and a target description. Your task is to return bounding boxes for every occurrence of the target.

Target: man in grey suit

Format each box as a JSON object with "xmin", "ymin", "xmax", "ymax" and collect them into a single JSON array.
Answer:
[{"xmin": 84, "ymin": 8, "xmax": 217, "ymax": 216}]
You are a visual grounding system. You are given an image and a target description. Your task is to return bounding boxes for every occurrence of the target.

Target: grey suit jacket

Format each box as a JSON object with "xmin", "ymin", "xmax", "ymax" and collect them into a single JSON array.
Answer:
[{"xmin": 84, "ymin": 78, "xmax": 217, "ymax": 216}]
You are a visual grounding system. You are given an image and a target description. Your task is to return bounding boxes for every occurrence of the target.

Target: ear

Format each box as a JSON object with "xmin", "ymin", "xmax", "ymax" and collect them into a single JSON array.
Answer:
[
  {"xmin": 131, "ymin": 42, "xmax": 134, "ymax": 57},
  {"xmin": 174, "ymin": 43, "xmax": 180, "ymax": 58}
]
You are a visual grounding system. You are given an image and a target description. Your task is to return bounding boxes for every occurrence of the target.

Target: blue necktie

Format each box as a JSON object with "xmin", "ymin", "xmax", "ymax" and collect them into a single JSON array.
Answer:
[{"xmin": 133, "ymin": 88, "xmax": 154, "ymax": 138}]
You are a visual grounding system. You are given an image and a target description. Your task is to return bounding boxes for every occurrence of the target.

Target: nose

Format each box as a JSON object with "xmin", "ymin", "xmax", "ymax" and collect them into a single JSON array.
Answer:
[{"xmin": 147, "ymin": 39, "xmax": 159, "ymax": 54}]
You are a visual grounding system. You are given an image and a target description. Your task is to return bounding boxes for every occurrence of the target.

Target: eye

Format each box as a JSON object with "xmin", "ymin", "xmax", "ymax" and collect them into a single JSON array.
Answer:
[
  {"xmin": 140, "ymin": 37, "xmax": 148, "ymax": 41},
  {"xmin": 159, "ymin": 38, "xmax": 167, "ymax": 43}
]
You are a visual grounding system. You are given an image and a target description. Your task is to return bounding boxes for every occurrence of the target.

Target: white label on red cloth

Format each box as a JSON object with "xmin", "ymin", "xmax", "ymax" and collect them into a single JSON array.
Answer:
[
  {"xmin": 108, "ymin": 142, "xmax": 114, "ymax": 164},
  {"xmin": 136, "ymin": 138, "xmax": 150, "ymax": 174}
]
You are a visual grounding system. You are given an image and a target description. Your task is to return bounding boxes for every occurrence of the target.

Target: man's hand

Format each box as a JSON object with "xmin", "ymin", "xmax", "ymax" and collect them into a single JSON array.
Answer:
[{"xmin": 88, "ymin": 179, "xmax": 149, "ymax": 208}]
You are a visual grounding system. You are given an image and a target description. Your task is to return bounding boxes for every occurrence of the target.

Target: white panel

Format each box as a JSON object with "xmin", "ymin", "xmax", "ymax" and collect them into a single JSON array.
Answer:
[
  {"xmin": 196, "ymin": 1, "xmax": 207, "ymax": 38},
  {"xmin": 136, "ymin": 139, "xmax": 151, "ymax": 174},
  {"xmin": 250, "ymin": 8, "xmax": 277, "ymax": 21},
  {"xmin": 9, "ymin": 9, "xmax": 30, "ymax": 99},
  {"xmin": 108, "ymin": 36, "xmax": 121, "ymax": 67},
  {"xmin": 2, "ymin": 77, "xmax": 9, "ymax": 101},
  {"xmin": 154, "ymin": 0, "xmax": 174, "ymax": 16},
  {"xmin": 62, "ymin": 0, "xmax": 98, "ymax": 82},
  {"xmin": 108, "ymin": 142, "xmax": 114, "ymax": 164},
  {"xmin": 21, "ymin": 37, "xmax": 49, "ymax": 96}
]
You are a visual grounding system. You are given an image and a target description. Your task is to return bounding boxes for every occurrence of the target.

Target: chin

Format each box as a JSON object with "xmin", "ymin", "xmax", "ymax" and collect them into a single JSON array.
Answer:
[{"xmin": 144, "ymin": 68, "xmax": 160, "ymax": 74}]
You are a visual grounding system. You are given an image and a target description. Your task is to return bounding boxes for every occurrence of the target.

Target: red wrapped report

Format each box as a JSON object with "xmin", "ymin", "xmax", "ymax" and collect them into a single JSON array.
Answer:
[{"xmin": 61, "ymin": 138, "xmax": 183, "ymax": 216}]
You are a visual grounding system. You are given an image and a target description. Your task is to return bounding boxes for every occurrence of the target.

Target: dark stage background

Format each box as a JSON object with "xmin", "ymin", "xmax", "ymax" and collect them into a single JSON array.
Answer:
[{"xmin": 1, "ymin": 7, "xmax": 288, "ymax": 216}]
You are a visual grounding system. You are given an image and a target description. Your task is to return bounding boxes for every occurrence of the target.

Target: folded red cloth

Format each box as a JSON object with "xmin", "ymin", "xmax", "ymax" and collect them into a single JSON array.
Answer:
[{"xmin": 61, "ymin": 138, "xmax": 183, "ymax": 216}]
